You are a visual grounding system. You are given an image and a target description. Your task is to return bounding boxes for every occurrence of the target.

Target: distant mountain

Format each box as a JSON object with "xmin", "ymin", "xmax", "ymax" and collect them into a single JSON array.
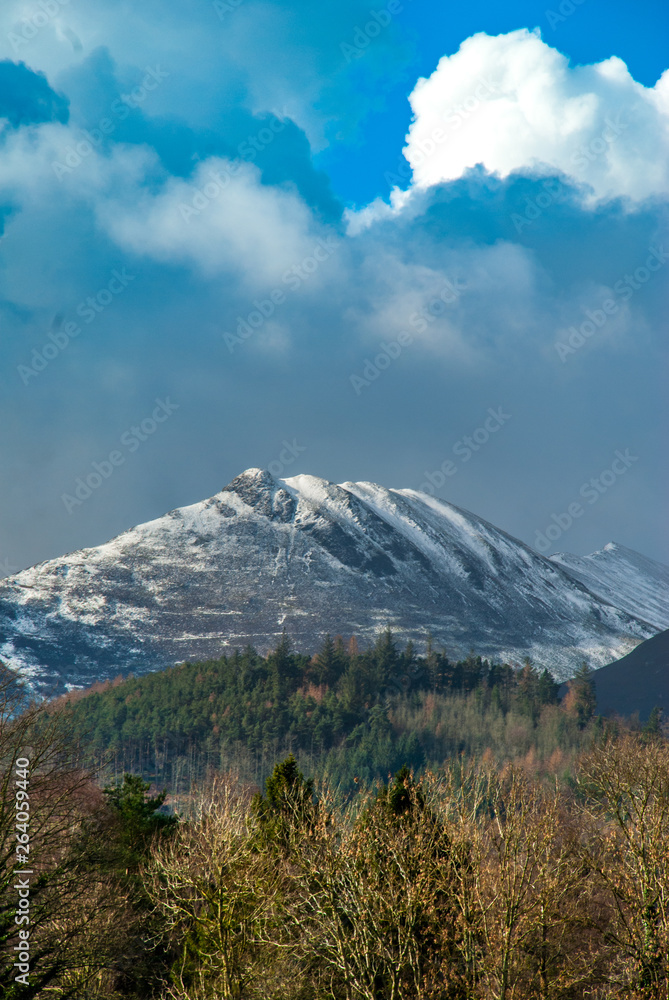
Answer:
[
  {"xmin": 0, "ymin": 468, "xmax": 661, "ymax": 693},
  {"xmin": 592, "ymin": 628, "xmax": 669, "ymax": 721},
  {"xmin": 550, "ymin": 543, "xmax": 669, "ymax": 631}
]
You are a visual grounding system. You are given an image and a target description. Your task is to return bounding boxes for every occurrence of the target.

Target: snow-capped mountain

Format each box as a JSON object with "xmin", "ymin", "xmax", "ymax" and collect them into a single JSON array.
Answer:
[
  {"xmin": 0, "ymin": 468, "xmax": 662, "ymax": 693},
  {"xmin": 549, "ymin": 543, "xmax": 669, "ymax": 632}
]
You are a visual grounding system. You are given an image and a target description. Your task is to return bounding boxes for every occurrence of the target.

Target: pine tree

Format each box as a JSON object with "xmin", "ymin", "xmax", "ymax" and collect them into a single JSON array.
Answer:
[
  {"xmin": 374, "ymin": 627, "xmax": 399, "ymax": 691},
  {"xmin": 251, "ymin": 754, "xmax": 317, "ymax": 852},
  {"xmin": 102, "ymin": 773, "xmax": 177, "ymax": 861},
  {"xmin": 312, "ymin": 633, "xmax": 344, "ymax": 687}
]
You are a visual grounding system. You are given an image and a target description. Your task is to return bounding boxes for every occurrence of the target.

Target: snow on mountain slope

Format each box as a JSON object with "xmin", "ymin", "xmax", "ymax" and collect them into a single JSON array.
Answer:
[
  {"xmin": 550, "ymin": 543, "xmax": 669, "ymax": 631},
  {"xmin": 0, "ymin": 468, "xmax": 659, "ymax": 693}
]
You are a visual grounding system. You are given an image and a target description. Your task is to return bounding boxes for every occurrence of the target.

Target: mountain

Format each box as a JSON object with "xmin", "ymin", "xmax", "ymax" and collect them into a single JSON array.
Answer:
[
  {"xmin": 592, "ymin": 628, "xmax": 669, "ymax": 721},
  {"xmin": 550, "ymin": 543, "xmax": 669, "ymax": 631},
  {"xmin": 0, "ymin": 468, "xmax": 661, "ymax": 693}
]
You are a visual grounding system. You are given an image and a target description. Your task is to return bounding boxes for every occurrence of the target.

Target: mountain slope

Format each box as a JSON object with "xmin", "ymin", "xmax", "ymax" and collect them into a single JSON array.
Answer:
[
  {"xmin": 0, "ymin": 468, "xmax": 659, "ymax": 692},
  {"xmin": 550, "ymin": 543, "xmax": 669, "ymax": 631},
  {"xmin": 592, "ymin": 628, "xmax": 669, "ymax": 721}
]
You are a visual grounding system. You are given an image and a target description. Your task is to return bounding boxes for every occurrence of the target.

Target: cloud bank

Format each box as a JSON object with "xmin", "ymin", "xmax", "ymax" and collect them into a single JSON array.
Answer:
[
  {"xmin": 404, "ymin": 29, "xmax": 669, "ymax": 203},
  {"xmin": 0, "ymin": 13, "xmax": 666, "ymax": 575}
]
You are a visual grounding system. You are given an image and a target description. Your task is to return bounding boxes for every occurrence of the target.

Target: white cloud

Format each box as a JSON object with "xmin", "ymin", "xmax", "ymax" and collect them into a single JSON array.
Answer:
[
  {"xmin": 344, "ymin": 186, "xmax": 413, "ymax": 235},
  {"xmin": 97, "ymin": 157, "xmax": 319, "ymax": 288},
  {"xmin": 0, "ymin": 121, "xmax": 153, "ymax": 208},
  {"xmin": 404, "ymin": 29, "xmax": 669, "ymax": 203},
  {"xmin": 0, "ymin": 121, "xmax": 327, "ymax": 292}
]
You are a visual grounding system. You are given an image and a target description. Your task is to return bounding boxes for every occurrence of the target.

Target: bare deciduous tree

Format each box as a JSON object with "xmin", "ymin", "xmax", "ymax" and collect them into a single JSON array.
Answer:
[
  {"xmin": 146, "ymin": 773, "xmax": 286, "ymax": 1000},
  {"xmin": 445, "ymin": 760, "xmax": 600, "ymax": 1000},
  {"xmin": 0, "ymin": 667, "xmax": 129, "ymax": 998},
  {"xmin": 578, "ymin": 732, "xmax": 669, "ymax": 998},
  {"xmin": 285, "ymin": 769, "xmax": 461, "ymax": 1000}
]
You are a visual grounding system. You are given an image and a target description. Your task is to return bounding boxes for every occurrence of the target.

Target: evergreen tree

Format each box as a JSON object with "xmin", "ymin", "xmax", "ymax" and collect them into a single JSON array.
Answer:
[
  {"xmin": 251, "ymin": 754, "xmax": 318, "ymax": 852},
  {"xmin": 537, "ymin": 667, "xmax": 559, "ymax": 706},
  {"xmin": 374, "ymin": 627, "xmax": 399, "ymax": 690},
  {"xmin": 103, "ymin": 773, "xmax": 177, "ymax": 862},
  {"xmin": 312, "ymin": 633, "xmax": 345, "ymax": 687},
  {"xmin": 643, "ymin": 705, "xmax": 664, "ymax": 739},
  {"xmin": 80, "ymin": 774, "xmax": 179, "ymax": 995},
  {"xmin": 375, "ymin": 764, "xmax": 425, "ymax": 819}
]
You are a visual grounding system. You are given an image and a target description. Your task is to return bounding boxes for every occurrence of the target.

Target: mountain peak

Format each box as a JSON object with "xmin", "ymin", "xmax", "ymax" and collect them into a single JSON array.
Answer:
[
  {"xmin": 225, "ymin": 466, "xmax": 275, "ymax": 491},
  {"xmin": 223, "ymin": 467, "xmax": 296, "ymax": 522},
  {"xmin": 0, "ymin": 469, "xmax": 662, "ymax": 693}
]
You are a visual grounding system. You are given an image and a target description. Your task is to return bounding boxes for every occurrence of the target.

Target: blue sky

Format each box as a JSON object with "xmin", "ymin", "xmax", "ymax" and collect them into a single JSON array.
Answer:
[
  {"xmin": 319, "ymin": 0, "xmax": 669, "ymax": 205},
  {"xmin": 0, "ymin": 0, "xmax": 667, "ymax": 575}
]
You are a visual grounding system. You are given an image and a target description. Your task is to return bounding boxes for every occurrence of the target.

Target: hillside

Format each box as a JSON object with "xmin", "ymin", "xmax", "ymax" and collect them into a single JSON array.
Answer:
[
  {"xmin": 58, "ymin": 632, "xmax": 602, "ymax": 793},
  {"xmin": 592, "ymin": 627, "xmax": 669, "ymax": 721},
  {"xmin": 550, "ymin": 543, "xmax": 669, "ymax": 631}
]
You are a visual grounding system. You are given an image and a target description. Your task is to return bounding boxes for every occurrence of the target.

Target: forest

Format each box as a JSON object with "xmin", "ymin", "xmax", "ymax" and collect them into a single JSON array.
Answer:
[
  {"xmin": 53, "ymin": 631, "xmax": 606, "ymax": 794},
  {"xmin": 1, "ymin": 635, "xmax": 668, "ymax": 998}
]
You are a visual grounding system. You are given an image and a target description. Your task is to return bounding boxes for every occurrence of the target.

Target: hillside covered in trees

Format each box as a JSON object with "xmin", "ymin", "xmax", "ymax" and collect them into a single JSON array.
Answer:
[
  {"xmin": 2, "ymin": 660, "xmax": 669, "ymax": 1000},
  {"xmin": 55, "ymin": 631, "xmax": 608, "ymax": 793}
]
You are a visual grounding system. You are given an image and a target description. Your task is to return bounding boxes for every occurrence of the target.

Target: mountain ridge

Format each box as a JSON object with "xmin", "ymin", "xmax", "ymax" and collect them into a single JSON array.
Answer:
[
  {"xmin": 0, "ymin": 468, "xmax": 662, "ymax": 693},
  {"xmin": 549, "ymin": 543, "xmax": 669, "ymax": 631}
]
